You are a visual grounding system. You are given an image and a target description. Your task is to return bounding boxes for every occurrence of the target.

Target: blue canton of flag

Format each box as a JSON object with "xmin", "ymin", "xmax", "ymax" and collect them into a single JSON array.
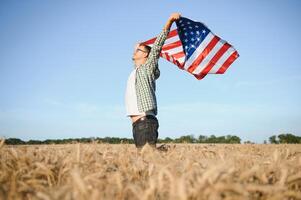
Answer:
[{"xmin": 176, "ymin": 17, "xmax": 210, "ymax": 61}]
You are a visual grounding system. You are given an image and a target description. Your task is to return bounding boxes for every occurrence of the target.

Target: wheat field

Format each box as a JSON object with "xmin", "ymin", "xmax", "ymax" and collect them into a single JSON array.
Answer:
[{"xmin": 0, "ymin": 140, "xmax": 301, "ymax": 200}]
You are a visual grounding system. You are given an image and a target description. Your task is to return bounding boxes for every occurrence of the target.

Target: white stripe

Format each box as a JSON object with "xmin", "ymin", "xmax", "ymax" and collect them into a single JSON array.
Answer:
[
  {"xmin": 162, "ymin": 46, "xmax": 183, "ymax": 55},
  {"xmin": 184, "ymin": 32, "xmax": 215, "ymax": 70},
  {"xmin": 164, "ymin": 35, "xmax": 180, "ymax": 45},
  {"xmin": 178, "ymin": 57, "xmax": 185, "ymax": 64},
  {"xmin": 208, "ymin": 47, "xmax": 236, "ymax": 74},
  {"xmin": 192, "ymin": 40, "xmax": 225, "ymax": 74}
]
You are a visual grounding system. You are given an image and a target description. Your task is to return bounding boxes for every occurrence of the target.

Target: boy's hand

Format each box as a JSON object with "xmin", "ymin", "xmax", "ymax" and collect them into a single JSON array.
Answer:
[
  {"xmin": 164, "ymin": 13, "xmax": 182, "ymax": 31},
  {"xmin": 168, "ymin": 13, "xmax": 181, "ymax": 22}
]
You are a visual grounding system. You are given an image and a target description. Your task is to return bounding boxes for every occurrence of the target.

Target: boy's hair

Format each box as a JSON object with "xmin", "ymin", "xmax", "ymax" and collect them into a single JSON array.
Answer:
[{"xmin": 140, "ymin": 44, "xmax": 151, "ymax": 56}]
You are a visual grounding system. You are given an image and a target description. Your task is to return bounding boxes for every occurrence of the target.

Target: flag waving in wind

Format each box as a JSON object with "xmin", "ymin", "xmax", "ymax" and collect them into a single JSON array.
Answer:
[{"xmin": 143, "ymin": 17, "xmax": 239, "ymax": 80}]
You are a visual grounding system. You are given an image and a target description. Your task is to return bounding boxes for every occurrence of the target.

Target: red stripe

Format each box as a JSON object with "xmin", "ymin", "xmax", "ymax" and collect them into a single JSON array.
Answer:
[
  {"xmin": 143, "ymin": 38, "xmax": 156, "ymax": 45},
  {"xmin": 160, "ymin": 52, "xmax": 171, "ymax": 62},
  {"xmin": 166, "ymin": 54, "xmax": 172, "ymax": 62},
  {"xmin": 167, "ymin": 29, "xmax": 178, "ymax": 39},
  {"xmin": 174, "ymin": 59, "xmax": 183, "ymax": 68},
  {"xmin": 216, "ymin": 51, "xmax": 239, "ymax": 74},
  {"xmin": 199, "ymin": 43, "xmax": 231, "ymax": 75},
  {"xmin": 193, "ymin": 73, "xmax": 207, "ymax": 80},
  {"xmin": 187, "ymin": 36, "xmax": 220, "ymax": 73},
  {"xmin": 162, "ymin": 41, "xmax": 182, "ymax": 51},
  {"xmin": 178, "ymin": 62, "xmax": 184, "ymax": 69},
  {"xmin": 170, "ymin": 51, "xmax": 185, "ymax": 59}
]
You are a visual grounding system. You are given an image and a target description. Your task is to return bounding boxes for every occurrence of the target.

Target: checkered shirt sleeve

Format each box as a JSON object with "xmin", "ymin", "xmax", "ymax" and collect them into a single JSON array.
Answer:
[{"xmin": 135, "ymin": 29, "xmax": 169, "ymax": 115}]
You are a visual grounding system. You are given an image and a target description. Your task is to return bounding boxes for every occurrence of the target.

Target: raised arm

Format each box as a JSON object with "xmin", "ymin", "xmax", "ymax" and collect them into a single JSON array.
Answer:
[{"xmin": 147, "ymin": 13, "xmax": 181, "ymax": 62}]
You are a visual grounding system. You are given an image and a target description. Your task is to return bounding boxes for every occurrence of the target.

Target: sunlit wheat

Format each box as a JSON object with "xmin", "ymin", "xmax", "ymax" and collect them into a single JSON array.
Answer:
[{"xmin": 0, "ymin": 142, "xmax": 300, "ymax": 200}]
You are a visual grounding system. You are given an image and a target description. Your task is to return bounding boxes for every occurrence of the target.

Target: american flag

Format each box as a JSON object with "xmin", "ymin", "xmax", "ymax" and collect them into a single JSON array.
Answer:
[{"xmin": 143, "ymin": 17, "xmax": 239, "ymax": 80}]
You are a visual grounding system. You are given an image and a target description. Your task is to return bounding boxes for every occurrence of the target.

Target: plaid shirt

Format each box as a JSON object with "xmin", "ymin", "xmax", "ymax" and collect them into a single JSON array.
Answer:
[{"xmin": 136, "ymin": 29, "xmax": 169, "ymax": 115}]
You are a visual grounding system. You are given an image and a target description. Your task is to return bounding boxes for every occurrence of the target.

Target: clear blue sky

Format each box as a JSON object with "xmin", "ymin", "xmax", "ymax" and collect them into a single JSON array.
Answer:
[{"xmin": 1, "ymin": 0, "xmax": 300, "ymax": 143}]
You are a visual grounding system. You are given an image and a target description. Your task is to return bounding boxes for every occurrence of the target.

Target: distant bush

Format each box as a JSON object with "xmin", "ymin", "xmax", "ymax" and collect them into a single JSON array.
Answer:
[
  {"xmin": 269, "ymin": 134, "xmax": 301, "ymax": 144},
  {"xmin": 4, "ymin": 138, "xmax": 26, "ymax": 145},
  {"xmin": 198, "ymin": 135, "xmax": 241, "ymax": 144}
]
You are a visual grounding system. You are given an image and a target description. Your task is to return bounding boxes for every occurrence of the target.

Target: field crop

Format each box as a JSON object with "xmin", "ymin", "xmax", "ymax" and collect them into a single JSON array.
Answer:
[{"xmin": 0, "ymin": 140, "xmax": 301, "ymax": 200}]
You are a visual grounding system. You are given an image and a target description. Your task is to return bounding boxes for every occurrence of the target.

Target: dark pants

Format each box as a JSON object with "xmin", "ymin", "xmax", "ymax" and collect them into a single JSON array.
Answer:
[{"xmin": 132, "ymin": 115, "xmax": 159, "ymax": 148}]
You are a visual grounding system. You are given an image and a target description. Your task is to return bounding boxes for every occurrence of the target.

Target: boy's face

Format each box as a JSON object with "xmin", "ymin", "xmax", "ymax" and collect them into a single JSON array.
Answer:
[{"xmin": 132, "ymin": 44, "xmax": 148, "ymax": 61}]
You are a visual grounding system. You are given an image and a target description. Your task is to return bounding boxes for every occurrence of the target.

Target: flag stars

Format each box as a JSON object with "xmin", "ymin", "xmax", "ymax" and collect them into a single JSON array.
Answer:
[{"xmin": 178, "ymin": 20, "xmax": 209, "ymax": 52}]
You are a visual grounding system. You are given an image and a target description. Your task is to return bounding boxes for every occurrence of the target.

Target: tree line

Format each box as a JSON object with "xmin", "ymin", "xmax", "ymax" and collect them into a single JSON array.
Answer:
[{"xmin": 3, "ymin": 133, "xmax": 300, "ymax": 145}]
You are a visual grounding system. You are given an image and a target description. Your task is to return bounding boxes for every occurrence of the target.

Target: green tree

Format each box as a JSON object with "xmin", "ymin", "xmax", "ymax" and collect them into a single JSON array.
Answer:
[
  {"xmin": 159, "ymin": 137, "xmax": 173, "ymax": 143},
  {"xmin": 227, "ymin": 135, "xmax": 241, "ymax": 144},
  {"xmin": 5, "ymin": 138, "xmax": 25, "ymax": 145},
  {"xmin": 278, "ymin": 133, "xmax": 300, "ymax": 144},
  {"xmin": 198, "ymin": 135, "xmax": 207, "ymax": 143},
  {"xmin": 175, "ymin": 135, "xmax": 196, "ymax": 143},
  {"xmin": 207, "ymin": 135, "xmax": 217, "ymax": 143},
  {"xmin": 269, "ymin": 135, "xmax": 279, "ymax": 144},
  {"xmin": 28, "ymin": 140, "xmax": 42, "ymax": 145}
]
